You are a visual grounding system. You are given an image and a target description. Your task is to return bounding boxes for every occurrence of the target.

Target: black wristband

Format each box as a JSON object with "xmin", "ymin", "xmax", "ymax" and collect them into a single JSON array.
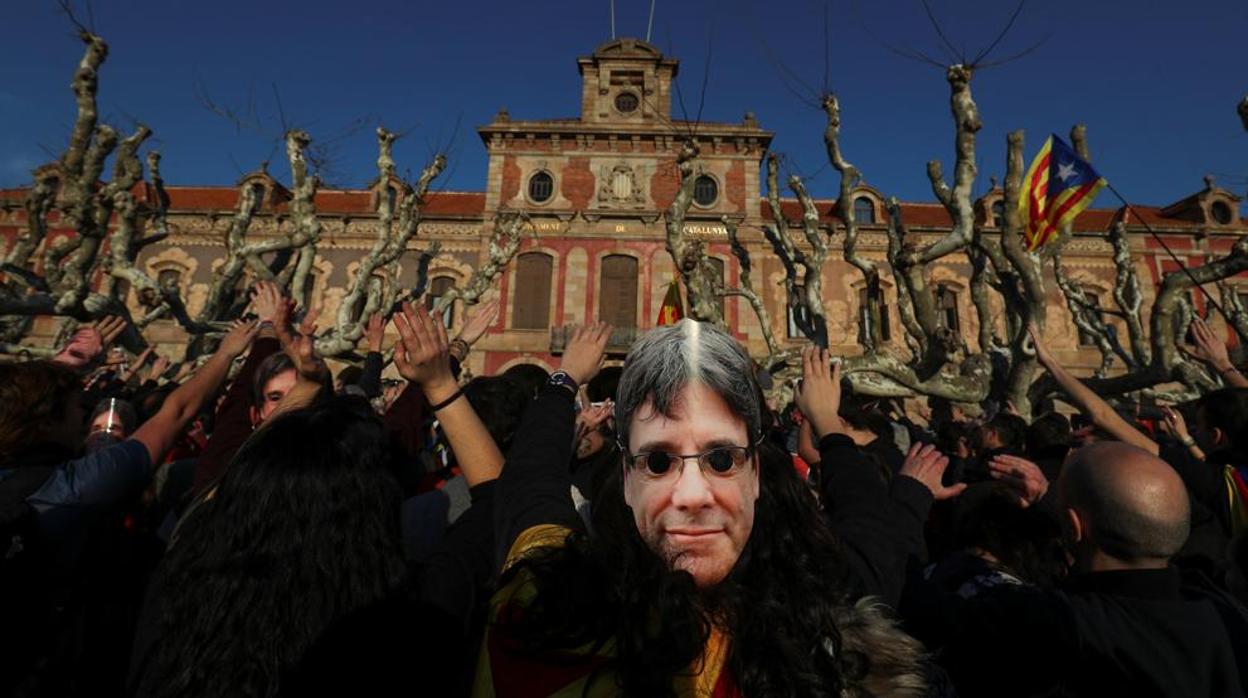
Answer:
[{"xmin": 429, "ymin": 388, "xmax": 464, "ymax": 412}]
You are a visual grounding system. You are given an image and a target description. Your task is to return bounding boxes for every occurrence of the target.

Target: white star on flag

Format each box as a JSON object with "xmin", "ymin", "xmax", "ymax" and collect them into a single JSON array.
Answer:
[{"xmin": 1056, "ymin": 161, "xmax": 1079, "ymax": 183}]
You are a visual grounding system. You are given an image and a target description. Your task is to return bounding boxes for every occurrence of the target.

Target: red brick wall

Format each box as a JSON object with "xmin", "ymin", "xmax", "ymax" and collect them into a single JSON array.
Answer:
[
  {"xmin": 649, "ymin": 159, "xmax": 680, "ymax": 210},
  {"xmin": 560, "ymin": 158, "xmax": 594, "ymax": 209},
  {"xmin": 724, "ymin": 160, "xmax": 746, "ymax": 213},
  {"xmin": 499, "ymin": 156, "xmax": 520, "ymax": 204}
]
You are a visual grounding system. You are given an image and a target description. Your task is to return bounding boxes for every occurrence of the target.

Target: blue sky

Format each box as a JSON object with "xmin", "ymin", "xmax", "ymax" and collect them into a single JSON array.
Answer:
[{"xmin": 2, "ymin": 0, "xmax": 1246, "ymax": 209}]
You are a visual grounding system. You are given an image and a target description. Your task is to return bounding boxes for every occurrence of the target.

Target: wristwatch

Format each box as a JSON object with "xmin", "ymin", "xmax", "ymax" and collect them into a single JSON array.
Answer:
[{"xmin": 548, "ymin": 370, "xmax": 579, "ymax": 396}]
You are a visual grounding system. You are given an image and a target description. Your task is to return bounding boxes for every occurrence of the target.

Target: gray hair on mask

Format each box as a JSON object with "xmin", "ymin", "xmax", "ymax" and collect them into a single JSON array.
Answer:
[{"xmin": 614, "ymin": 319, "xmax": 763, "ymax": 452}]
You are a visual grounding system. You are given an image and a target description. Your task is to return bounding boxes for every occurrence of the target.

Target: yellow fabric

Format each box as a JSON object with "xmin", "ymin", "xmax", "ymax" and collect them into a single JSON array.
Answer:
[
  {"xmin": 1225, "ymin": 466, "xmax": 1248, "ymax": 537},
  {"xmin": 473, "ymin": 525, "xmax": 732, "ymax": 697}
]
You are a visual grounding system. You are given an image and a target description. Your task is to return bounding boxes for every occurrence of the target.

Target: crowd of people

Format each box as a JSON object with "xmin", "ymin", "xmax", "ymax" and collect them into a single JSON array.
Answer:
[{"xmin": 2, "ymin": 280, "xmax": 1247, "ymax": 697}]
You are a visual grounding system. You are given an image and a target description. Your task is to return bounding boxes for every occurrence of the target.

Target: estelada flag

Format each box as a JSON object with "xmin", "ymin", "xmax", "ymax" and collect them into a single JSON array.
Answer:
[
  {"xmin": 656, "ymin": 279, "xmax": 684, "ymax": 326},
  {"xmin": 1019, "ymin": 134, "xmax": 1107, "ymax": 251}
]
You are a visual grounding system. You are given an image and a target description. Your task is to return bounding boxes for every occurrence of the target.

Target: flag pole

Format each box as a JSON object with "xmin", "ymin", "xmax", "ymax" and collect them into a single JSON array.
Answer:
[{"xmin": 1102, "ymin": 182, "xmax": 1228, "ymax": 322}]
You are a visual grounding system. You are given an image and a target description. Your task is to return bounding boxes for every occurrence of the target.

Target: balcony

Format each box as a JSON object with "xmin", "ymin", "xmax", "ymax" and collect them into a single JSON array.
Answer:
[{"xmin": 549, "ymin": 325, "xmax": 644, "ymax": 356}]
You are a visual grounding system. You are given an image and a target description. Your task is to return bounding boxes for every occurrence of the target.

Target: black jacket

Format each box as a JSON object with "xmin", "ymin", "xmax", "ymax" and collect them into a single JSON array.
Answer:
[{"xmin": 901, "ymin": 565, "xmax": 1248, "ymax": 697}]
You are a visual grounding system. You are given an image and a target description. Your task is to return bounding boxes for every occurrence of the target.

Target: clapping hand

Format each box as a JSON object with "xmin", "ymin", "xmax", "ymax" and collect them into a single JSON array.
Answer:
[
  {"xmin": 988, "ymin": 454, "xmax": 1050, "ymax": 508},
  {"xmin": 392, "ymin": 302, "xmax": 457, "ymax": 402},
  {"xmin": 900, "ymin": 443, "xmax": 966, "ymax": 501},
  {"xmin": 794, "ymin": 345, "xmax": 843, "ymax": 439},
  {"xmin": 560, "ymin": 323, "xmax": 611, "ymax": 385}
]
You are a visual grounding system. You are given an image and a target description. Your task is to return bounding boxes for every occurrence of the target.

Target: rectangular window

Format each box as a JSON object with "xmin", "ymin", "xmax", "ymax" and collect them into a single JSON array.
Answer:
[{"xmin": 512, "ymin": 253, "xmax": 553, "ymax": 329}]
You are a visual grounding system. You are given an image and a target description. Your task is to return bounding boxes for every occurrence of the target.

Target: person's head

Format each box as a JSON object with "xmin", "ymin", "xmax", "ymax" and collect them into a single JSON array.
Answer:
[
  {"xmin": 974, "ymin": 412, "xmax": 1026, "ymax": 454},
  {"xmin": 587, "ymin": 365, "xmax": 622, "ymax": 403},
  {"xmin": 0, "ymin": 360, "xmax": 85, "ymax": 460},
  {"xmin": 1057, "ymin": 441, "xmax": 1190, "ymax": 572},
  {"xmin": 502, "ymin": 362, "xmax": 550, "ymax": 399},
  {"xmin": 1194, "ymin": 387, "xmax": 1248, "ymax": 456},
  {"xmin": 1026, "ymin": 412, "xmax": 1072, "ymax": 463},
  {"xmin": 88, "ymin": 397, "xmax": 138, "ymax": 440},
  {"xmin": 614, "ymin": 320, "xmax": 763, "ymax": 588},
  {"xmin": 334, "ymin": 364, "xmax": 363, "ymax": 393},
  {"xmin": 139, "ymin": 396, "xmax": 406, "ymax": 698},
  {"xmin": 249, "ymin": 353, "xmax": 297, "ymax": 425},
  {"xmin": 463, "ymin": 375, "xmax": 530, "ymax": 452},
  {"xmin": 837, "ymin": 392, "xmax": 892, "ymax": 447},
  {"xmin": 951, "ymin": 483, "xmax": 1067, "ymax": 586}
]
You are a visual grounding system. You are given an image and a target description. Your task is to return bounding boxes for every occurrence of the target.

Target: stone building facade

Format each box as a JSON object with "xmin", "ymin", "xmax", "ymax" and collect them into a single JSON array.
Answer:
[{"xmin": 2, "ymin": 38, "xmax": 1246, "ymax": 377}]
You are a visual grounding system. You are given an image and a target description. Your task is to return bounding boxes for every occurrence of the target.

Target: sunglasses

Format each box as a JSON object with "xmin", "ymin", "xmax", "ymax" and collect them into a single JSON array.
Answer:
[{"xmin": 624, "ymin": 443, "xmax": 756, "ymax": 478}]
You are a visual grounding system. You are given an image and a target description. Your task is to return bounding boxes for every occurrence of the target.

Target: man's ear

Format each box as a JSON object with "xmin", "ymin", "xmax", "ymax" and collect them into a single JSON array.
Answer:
[
  {"xmin": 249, "ymin": 405, "xmax": 261, "ymax": 428},
  {"xmin": 1064, "ymin": 508, "xmax": 1084, "ymax": 546},
  {"xmin": 1212, "ymin": 427, "xmax": 1226, "ymax": 448}
]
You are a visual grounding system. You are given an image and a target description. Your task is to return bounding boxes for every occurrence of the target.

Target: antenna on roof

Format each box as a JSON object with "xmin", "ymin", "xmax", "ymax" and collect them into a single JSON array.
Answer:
[
  {"xmin": 610, "ymin": 0, "xmax": 616, "ymax": 39},
  {"xmin": 646, "ymin": 0, "xmax": 656, "ymax": 42}
]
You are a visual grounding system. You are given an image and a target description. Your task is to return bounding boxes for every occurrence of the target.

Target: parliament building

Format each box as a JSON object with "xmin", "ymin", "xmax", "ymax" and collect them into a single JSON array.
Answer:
[{"xmin": 2, "ymin": 38, "xmax": 1246, "ymax": 376}]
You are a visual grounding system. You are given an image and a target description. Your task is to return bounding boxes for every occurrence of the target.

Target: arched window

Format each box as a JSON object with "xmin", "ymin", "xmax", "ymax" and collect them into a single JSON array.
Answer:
[
  {"xmin": 599, "ymin": 255, "xmax": 638, "ymax": 329},
  {"xmin": 249, "ymin": 183, "xmax": 265, "ymax": 211},
  {"xmin": 935, "ymin": 284, "xmax": 959, "ymax": 332},
  {"xmin": 853, "ymin": 196, "xmax": 876, "ymax": 224},
  {"xmin": 857, "ymin": 286, "xmax": 890, "ymax": 343},
  {"xmin": 512, "ymin": 252, "xmax": 553, "ymax": 329},
  {"xmin": 694, "ymin": 176, "xmax": 719, "ymax": 207},
  {"xmin": 426, "ymin": 276, "xmax": 456, "ymax": 327},
  {"xmin": 991, "ymin": 200, "xmax": 1006, "ymax": 228},
  {"xmin": 528, "ymin": 171, "xmax": 554, "ymax": 203},
  {"xmin": 385, "ymin": 185, "xmax": 398, "ymax": 212}
]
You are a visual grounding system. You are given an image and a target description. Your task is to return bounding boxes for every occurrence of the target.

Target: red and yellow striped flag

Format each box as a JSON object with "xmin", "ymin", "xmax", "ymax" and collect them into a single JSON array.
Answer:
[
  {"xmin": 656, "ymin": 279, "xmax": 684, "ymax": 326},
  {"xmin": 1019, "ymin": 134, "xmax": 1107, "ymax": 251}
]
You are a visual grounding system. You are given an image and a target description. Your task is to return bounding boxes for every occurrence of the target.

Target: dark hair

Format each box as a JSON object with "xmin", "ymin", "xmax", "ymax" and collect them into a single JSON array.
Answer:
[
  {"xmin": 88, "ymin": 397, "xmax": 138, "ymax": 436},
  {"xmin": 251, "ymin": 352, "xmax": 296, "ymax": 409},
  {"xmin": 587, "ymin": 365, "xmax": 622, "ymax": 403},
  {"xmin": 498, "ymin": 441, "xmax": 864, "ymax": 696},
  {"xmin": 463, "ymin": 375, "xmax": 530, "ymax": 451},
  {"xmin": 951, "ymin": 483, "xmax": 1067, "ymax": 586},
  {"xmin": 980, "ymin": 413, "xmax": 1027, "ymax": 452},
  {"xmin": 1196, "ymin": 387, "xmax": 1248, "ymax": 457},
  {"xmin": 839, "ymin": 392, "xmax": 892, "ymax": 438},
  {"xmin": 502, "ymin": 362, "xmax": 550, "ymax": 399},
  {"xmin": 136, "ymin": 397, "xmax": 407, "ymax": 698},
  {"xmin": 1025, "ymin": 412, "xmax": 1071, "ymax": 461},
  {"xmin": 0, "ymin": 360, "xmax": 81, "ymax": 462},
  {"xmin": 335, "ymin": 364, "xmax": 363, "ymax": 388}
]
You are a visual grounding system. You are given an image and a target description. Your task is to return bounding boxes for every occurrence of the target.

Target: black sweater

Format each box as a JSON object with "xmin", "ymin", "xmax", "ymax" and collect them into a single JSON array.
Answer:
[{"xmin": 901, "ymin": 565, "xmax": 1248, "ymax": 697}]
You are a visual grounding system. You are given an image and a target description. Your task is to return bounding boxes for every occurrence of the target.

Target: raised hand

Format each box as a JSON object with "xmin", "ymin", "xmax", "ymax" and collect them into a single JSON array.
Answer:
[
  {"xmin": 1185, "ymin": 316, "xmax": 1233, "ymax": 372},
  {"xmin": 218, "ymin": 318, "xmax": 259, "ymax": 358},
  {"xmin": 988, "ymin": 454, "xmax": 1050, "ymax": 508},
  {"xmin": 559, "ymin": 323, "xmax": 611, "ymax": 385},
  {"xmin": 249, "ymin": 280, "xmax": 286, "ymax": 325},
  {"xmin": 794, "ymin": 345, "xmax": 843, "ymax": 439},
  {"xmin": 146, "ymin": 353, "xmax": 171, "ymax": 383},
  {"xmin": 364, "ymin": 312, "xmax": 386, "ymax": 353},
  {"xmin": 899, "ymin": 442, "xmax": 966, "ymax": 501},
  {"xmin": 94, "ymin": 315, "xmax": 127, "ymax": 348},
  {"xmin": 1159, "ymin": 406, "xmax": 1192, "ymax": 442},
  {"xmin": 457, "ymin": 297, "xmax": 501, "ymax": 347},
  {"xmin": 393, "ymin": 301, "xmax": 456, "ymax": 400},
  {"xmin": 119, "ymin": 347, "xmax": 154, "ymax": 382},
  {"xmin": 53, "ymin": 325, "xmax": 104, "ymax": 368}
]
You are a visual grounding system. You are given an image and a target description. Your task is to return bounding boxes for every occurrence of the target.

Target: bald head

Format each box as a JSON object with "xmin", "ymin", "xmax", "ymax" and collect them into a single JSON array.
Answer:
[{"xmin": 1059, "ymin": 442, "xmax": 1190, "ymax": 563}]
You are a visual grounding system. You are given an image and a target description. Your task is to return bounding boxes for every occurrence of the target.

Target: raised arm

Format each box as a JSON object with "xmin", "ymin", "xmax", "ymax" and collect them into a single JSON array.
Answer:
[
  {"xmin": 131, "ymin": 319, "xmax": 258, "ymax": 465},
  {"xmin": 1028, "ymin": 323, "xmax": 1158, "ymax": 455},
  {"xmin": 392, "ymin": 302, "xmax": 503, "ymax": 488},
  {"xmin": 1187, "ymin": 316, "xmax": 1248, "ymax": 389},
  {"xmin": 494, "ymin": 324, "xmax": 610, "ymax": 569}
]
